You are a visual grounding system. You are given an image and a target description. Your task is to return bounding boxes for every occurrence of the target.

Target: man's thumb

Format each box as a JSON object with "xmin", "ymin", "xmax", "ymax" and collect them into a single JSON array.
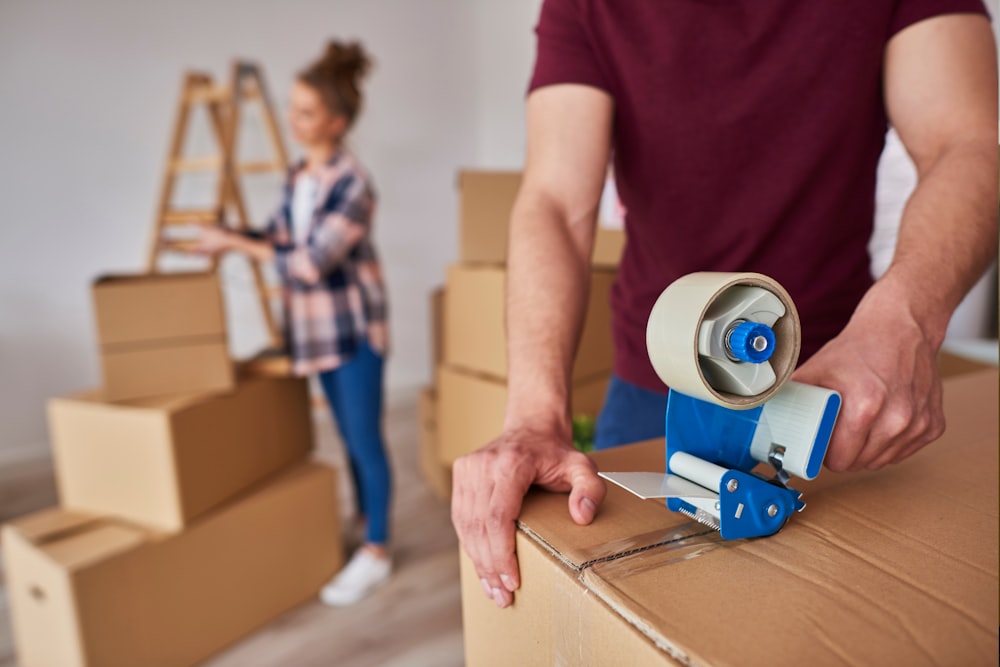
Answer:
[{"xmin": 566, "ymin": 460, "xmax": 606, "ymax": 525}]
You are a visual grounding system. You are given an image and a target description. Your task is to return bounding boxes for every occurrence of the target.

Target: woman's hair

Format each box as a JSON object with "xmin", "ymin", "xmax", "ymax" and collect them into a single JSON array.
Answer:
[{"xmin": 298, "ymin": 40, "xmax": 372, "ymax": 127}]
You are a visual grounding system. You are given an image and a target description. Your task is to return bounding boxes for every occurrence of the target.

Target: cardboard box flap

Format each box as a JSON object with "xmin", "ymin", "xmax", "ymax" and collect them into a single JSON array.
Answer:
[
  {"xmin": 56, "ymin": 387, "xmax": 221, "ymax": 413},
  {"xmin": 519, "ymin": 442, "xmax": 696, "ymax": 570},
  {"xmin": 571, "ymin": 370, "xmax": 999, "ymax": 667},
  {"xmin": 4, "ymin": 509, "xmax": 146, "ymax": 572},
  {"xmin": 93, "ymin": 272, "xmax": 226, "ymax": 347},
  {"xmin": 6, "ymin": 508, "xmax": 101, "ymax": 543}
]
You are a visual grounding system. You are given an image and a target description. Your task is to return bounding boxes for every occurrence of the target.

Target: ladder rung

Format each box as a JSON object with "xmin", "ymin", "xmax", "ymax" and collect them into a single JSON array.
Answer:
[
  {"xmin": 161, "ymin": 209, "xmax": 220, "ymax": 225},
  {"xmin": 186, "ymin": 86, "xmax": 230, "ymax": 104},
  {"xmin": 171, "ymin": 156, "xmax": 222, "ymax": 173},
  {"xmin": 237, "ymin": 160, "xmax": 285, "ymax": 174}
]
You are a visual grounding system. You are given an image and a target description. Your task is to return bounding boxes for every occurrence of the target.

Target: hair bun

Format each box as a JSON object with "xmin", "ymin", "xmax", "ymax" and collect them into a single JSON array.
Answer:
[{"xmin": 321, "ymin": 40, "xmax": 371, "ymax": 81}]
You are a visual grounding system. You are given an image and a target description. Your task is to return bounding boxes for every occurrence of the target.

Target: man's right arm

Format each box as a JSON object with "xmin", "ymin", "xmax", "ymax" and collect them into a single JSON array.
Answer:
[{"xmin": 451, "ymin": 83, "xmax": 614, "ymax": 609}]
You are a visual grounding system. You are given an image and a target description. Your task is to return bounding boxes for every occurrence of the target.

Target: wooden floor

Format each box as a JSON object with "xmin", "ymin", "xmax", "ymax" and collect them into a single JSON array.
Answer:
[{"xmin": 0, "ymin": 391, "xmax": 465, "ymax": 667}]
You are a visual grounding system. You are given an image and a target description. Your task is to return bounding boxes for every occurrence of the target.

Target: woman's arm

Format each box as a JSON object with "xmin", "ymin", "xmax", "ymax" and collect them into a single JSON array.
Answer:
[{"xmin": 192, "ymin": 226, "xmax": 274, "ymax": 262}]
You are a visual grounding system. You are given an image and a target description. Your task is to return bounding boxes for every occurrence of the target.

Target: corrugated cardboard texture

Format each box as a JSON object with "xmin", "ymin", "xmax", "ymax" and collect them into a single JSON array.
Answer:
[
  {"xmin": 462, "ymin": 370, "xmax": 999, "ymax": 666},
  {"xmin": 2, "ymin": 463, "xmax": 342, "ymax": 667},
  {"xmin": 419, "ymin": 386, "xmax": 452, "ymax": 501},
  {"xmin": 48, "ymin": 376, "xmax": 313, "ymax": 532},
  {"xmin": 93, "ymin": 272, "xmax": 234, "ymax": 400},
  {"xmin": 437, "ymin": 366, "xmax": 609, "ymax": 464},
  {"xmin": 444, "ymin": 264, "xmax": 615, "ymax": 382}
]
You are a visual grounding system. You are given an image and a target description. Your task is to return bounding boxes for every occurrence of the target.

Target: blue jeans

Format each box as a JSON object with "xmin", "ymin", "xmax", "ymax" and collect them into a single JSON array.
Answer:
[
  {"xmin": 317, "ymin": 340, "xmax": 391, "ymax": 545},
  {"xmin": 594, "ymin": 375, "xmax": 669, "ymax": 450}
]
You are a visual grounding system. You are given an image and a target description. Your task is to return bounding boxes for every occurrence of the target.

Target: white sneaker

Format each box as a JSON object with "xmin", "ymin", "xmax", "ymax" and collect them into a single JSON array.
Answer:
[{"xmin": 320, "ymin": 548, "xmax": 392, "ymax": 607}]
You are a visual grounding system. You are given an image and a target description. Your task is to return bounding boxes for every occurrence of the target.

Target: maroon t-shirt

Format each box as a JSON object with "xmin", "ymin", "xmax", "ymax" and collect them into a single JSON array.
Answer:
[{"xmin": 529, "ymin": 0, "xmax": 987, "ymax": 394}]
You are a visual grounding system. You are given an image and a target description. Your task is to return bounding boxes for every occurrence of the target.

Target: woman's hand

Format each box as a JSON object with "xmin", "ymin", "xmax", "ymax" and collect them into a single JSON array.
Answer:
[{"xmin": 190, "ymin": 226, "xmax": 236, "ymax": 257}]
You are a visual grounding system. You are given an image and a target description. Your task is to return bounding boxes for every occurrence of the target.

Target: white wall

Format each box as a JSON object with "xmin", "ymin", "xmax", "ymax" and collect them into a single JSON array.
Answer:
[{"xmin": 0, "ymin": 0, "xmax": 544, "ymax": 459}]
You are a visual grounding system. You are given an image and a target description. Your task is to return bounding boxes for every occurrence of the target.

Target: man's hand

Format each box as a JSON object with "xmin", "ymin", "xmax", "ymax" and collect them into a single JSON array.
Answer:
[
  {"xmin": 451, "ymin": 427, "xmax": 606, "ymax": 609},
  {"xmin": 805, "ymin": 13, "xmax": 999, "ymax": 471},
  {"xmin": 792, "ymin": 273, "xmax": 944, "ymax": 472}
]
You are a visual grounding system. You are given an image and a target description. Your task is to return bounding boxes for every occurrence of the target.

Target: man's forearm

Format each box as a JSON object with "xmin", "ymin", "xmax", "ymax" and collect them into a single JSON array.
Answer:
[
  {"xmin": 880, "ymin": 139, "xmax": 998, "ymax": 344},
  {"xmin": 503, "ymin": 191, "xmax": 596, "ymax": 437}
]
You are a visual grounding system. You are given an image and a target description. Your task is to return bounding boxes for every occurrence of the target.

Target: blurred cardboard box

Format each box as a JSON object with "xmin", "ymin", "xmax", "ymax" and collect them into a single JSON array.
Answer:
[
  {"xmin": 236, "ymin": 348, "xmax": 294, "ymax": 379},
  {"xmin": 93, "ymin": 272, "xmax": 234, "ymax": 401},
  {"xmin": 457, "ymin": 170, "xmax": 625, "ymax": 267},
  {"xmin": 48, "ymin": 376, "xmax": 313, "ymax": 532},
  {"xmin": 444, "ymin": 265, "xmax": 615, "ymax": 382},
  {"xmin": 458, "ymin": 170, "xmax": 521, "ymax": 265},
  {"xmin": 2, "ymin": 462, "xmax": 343, "ymax": 667},
  {"xmin": 460, "ymin": 369, "xmax": 999, "ymax": 666},
  {"xmin": 437, "ymin": 366, "xmax": 609, "ymax": 464},
  {"xmin": 430, "ymin": 287, "xmax": 446, "ymax": 370},
  {"xmin": 419, "ymin": 386, "xmax": 451, "ymax": 501},
  {"xmin": 591, "ymin": 226, "xmax": 625, "ymax": 268},
  {"xmin": 938, "ymin": 349, "xmax": 994, "ymax": 378}
]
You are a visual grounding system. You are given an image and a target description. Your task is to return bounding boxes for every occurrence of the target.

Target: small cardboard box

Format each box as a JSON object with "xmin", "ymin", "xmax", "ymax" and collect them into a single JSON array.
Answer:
[
  {"xmin": 458, "ymin": 170, "xmax": 522, "ymax": 264},
  {"xmin": 457, "ymin": 170, "xmax": 625, "ymax": 267},
  {"xmin": 591, "ymin": 226, "xmax": 625, "ymax": 268},
  {"xmin": 419, "ymin": 385, "xmax": 452, "ymax": 501},
  {"xmin": 460, "ymin": 369, "xmax": 999, "ymax": 666},
  {"xmin": 437, "ymin": 365, "xmax": 609, "ymax": 464},
  {"xmin": 2, "ymin": 462, "xmax": 343, "ymax": 667},
  {"xmin": 444, "ymin": 264, "xmax": 615, "ymax": 382},
  {"xmin": 93, "ymin": 272, "xmax": 234, "ymax": 401},
  {"xmin": 48, "ymin": 376, "xmax": 313, "ymax": 532}
]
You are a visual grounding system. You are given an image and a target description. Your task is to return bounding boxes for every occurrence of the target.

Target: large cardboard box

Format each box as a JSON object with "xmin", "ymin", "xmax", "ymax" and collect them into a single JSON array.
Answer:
[
  {"xmin": 460, "ymin": 370, "xmax": 999, "ymax": 666},
  {"xmin": 48, "ymin": 376, "xmax": 313, "ymax": 532},
  {"xmin": 419, "ymin": 386, "xmax": 452, "ymax": 501},
  {"xmin": 444, "ymin": 264, "xmax": 615, "ymax": 382},
  {"xmin": 438, "ymin": 366, "xmax": 609, "ymax": 464},
  {"xmin": 2, "ymin": 462, "xmax": 343, "ymax": 667},
  {"xmin": 457, "ymin": 170, "xmax": 625, "ymax": 267},
  {"xmin": 93, "ymin": 272, "xmax": 234, "ymax": 401}
]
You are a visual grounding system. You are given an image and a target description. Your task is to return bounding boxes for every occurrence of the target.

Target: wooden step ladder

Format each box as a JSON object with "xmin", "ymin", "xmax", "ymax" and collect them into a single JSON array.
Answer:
[{"xmin": 148, "ymin": 61, "xmax": 288, "ymax": 349}]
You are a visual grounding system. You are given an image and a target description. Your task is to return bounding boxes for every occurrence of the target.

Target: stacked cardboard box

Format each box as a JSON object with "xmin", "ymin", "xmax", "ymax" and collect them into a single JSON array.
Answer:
[
  {"xmin": 460, "ymin": 369, "xmax": 1000, "ymax": 666},
  {"xmin": 418, "ymin": 171, "xmax": 625, "ymax": 498},
  {"xmin": 3, "ymin": 271, "xmax": 343, "ymax": 667}
]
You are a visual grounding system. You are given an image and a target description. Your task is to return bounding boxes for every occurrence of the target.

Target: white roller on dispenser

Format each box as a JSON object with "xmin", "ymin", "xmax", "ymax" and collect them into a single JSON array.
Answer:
[{"xmin": 644, "ymin": 272, "xmax": 801, "ymax": 409}]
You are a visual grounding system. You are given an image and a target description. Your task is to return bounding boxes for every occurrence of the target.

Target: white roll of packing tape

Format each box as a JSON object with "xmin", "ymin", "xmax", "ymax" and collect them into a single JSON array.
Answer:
[{"xmin": 645, "ymin": 272, "xmax": 801, "ymax": 409}]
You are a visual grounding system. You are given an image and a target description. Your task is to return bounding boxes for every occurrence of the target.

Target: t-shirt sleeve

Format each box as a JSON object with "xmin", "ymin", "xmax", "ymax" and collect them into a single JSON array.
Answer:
[
  {"xmin": 889, "ymin": 0, "xmax": 989, "ymax": 37},
  {"xmin": 528, "ymin": 0, "xmax": 612, "ymax": 95}
]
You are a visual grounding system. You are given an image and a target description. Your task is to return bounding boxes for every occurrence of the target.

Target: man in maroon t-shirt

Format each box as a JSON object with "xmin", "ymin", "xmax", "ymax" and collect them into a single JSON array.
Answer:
[{"xmin": 453, "ymin": 0, "xmax": 997, "ymax": 608}]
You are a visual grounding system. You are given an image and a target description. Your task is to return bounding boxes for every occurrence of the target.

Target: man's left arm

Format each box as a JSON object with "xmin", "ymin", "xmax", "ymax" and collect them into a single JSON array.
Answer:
[{"xmin": 794, "ymin": 13, "xmax": 998, "ymax": 471}]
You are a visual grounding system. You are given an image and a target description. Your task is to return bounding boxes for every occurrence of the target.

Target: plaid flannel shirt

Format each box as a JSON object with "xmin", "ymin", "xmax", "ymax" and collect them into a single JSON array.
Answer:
[{"xmin": 265, "ymin": 150, "xmax": 388, "ymax": 376}]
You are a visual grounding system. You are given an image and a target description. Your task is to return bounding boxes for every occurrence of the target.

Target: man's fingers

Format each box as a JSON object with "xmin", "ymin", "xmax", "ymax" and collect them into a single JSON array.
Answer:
[
  {"xmin": 452, "ymin": 458, "xmax": 503, "ymax": 604},
  {"xmin": 564, "ymin": 453, "xmax": 606, "ymax": 525},
  {"xmin": 485, "ymin": 486, "xmax": 524, "ymax": 597}
]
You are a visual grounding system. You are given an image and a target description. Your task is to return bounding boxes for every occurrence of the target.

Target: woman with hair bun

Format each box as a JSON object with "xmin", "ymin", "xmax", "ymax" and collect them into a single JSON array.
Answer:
[{"xmin": 195, "ymin": 40, "xmax": 393, "ymax": 606}]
